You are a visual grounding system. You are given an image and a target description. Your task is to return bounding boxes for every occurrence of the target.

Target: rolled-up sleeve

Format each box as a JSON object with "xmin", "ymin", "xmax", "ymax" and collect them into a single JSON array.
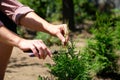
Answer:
[{"xmin": 0, "ymin": 0, "xmax": 34, "ymax": 25}]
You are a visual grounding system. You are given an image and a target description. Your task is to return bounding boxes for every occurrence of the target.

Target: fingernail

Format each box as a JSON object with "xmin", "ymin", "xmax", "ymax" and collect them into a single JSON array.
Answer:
[
  {"xmin": 49, "ymin": 53, "xmax": 52, "ymax": 57},
  {"xmin": 62, "ymin": 39, "xmax": 65, "ymax": 43}
]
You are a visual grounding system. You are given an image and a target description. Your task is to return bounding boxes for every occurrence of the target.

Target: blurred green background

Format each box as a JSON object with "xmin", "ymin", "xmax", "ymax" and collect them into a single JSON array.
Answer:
[
  {"xmin": 18, "ymin": 0, "xmax": 120, "ymax": 45},
  {"xmin": 17, "ymin": 0, "xmax": 120, "ymax": 79}
]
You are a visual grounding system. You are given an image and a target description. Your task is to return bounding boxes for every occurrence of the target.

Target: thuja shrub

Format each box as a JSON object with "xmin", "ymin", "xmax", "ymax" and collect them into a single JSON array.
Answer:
[
  {"xmin": 89, "ymin": 13, "xmax": 120, "ymax": 77},
  {"xmin": 48, "ymin": 42, "xmax": 91, "ymax": 80},
  {"xmin": 35, "ymin": 32, "xmax": 61, "ymax": 46},
  {"xmin": 81, "ymin": 13, "xmax": 120, "ymax": 78},
  {"xmin": 48, "ymin": 13, "xmax": 120, "ymax": 80},
  {"xmin": 112, "ymin": 16, "xmax": 120, "ymax": 49}
]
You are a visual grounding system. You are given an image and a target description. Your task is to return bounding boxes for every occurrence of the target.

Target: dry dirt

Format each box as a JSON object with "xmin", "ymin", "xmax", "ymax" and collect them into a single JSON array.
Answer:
[
  {"xmin": 4, "ymin": 28, "xmax": 120, "ymax": 80},
  {"xmin": 4, "ymin": 47, "xmax": 55, "ymax": 80},
  {"xmin": 4, "ymin": 32, "xmax": 87, "ymax": 80}
]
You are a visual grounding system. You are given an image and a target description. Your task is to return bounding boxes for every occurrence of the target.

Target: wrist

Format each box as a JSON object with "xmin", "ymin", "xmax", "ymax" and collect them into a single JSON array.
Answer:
[{"xmin": 14, "ymin": 37, "xmax": 24, "ymax": 48}]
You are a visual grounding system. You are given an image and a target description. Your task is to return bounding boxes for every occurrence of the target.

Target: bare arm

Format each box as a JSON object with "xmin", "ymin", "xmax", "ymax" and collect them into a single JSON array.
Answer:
[
  {"xmin": 0, "ymin": 12, "xmax": 69, "ymax": 59},
  {"xmin": 20, "ymin": 12, "xmax": 51, "ymax": 33},
  {"xmin": 0, "ymin": 26, "xmax": 51, "ymax": 59},
  {"xmin": 0, "ymin": 0, "xmax": 69, "ymax": 59},
  {"xmin": 20, "ymin": 12, "xmax": 69, "ymax": 45},
  {"xmin": 0, "ymin": 26, "xmax": 21, "ymax": 47}
]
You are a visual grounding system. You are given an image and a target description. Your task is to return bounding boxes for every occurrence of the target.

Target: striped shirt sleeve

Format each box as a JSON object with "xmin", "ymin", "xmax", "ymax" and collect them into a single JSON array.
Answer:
[{"xmin": 0, "ymin": 0, "xmax": 34, "ymax": 25}]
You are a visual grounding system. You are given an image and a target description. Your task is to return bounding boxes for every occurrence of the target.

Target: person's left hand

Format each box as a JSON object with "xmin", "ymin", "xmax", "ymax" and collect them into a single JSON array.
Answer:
[{"xmin": 17, "ymin": 39, "xmax": 51, "ymax": 59}]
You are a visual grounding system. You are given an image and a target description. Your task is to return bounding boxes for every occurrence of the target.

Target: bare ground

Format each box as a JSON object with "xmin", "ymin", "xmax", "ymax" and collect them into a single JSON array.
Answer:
[
  {"xmin": 4, "ymin": 47, "xmax": 54, "ymax": 80},
  {"xmin": 4, "ymin": 31, "xmax": 88, "ymax": 80},
  {"xmin": 4, "ymin": 22, "xmax": 120, "ymax": 80}
]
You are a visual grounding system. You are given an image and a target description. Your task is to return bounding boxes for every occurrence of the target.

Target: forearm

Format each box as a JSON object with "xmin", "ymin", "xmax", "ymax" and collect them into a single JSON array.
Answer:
[
  {"xmin": 19, "ymin": 12, "xmax": 69, "ymax": 45},
  {"xmin": 20, "ymin": 12, "xmax": 52, "ymax": 34},
  {"xmin": 0, "ymin": 26, "xmax": 22, "ymax": 47}
]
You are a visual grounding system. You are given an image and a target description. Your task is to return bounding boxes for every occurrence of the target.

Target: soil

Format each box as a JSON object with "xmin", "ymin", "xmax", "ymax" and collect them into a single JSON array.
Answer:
[
  {"xmin": 4, "ymin": 30, "xmax": 120, "ymax": 80},
  {"xmin": 4, "ymin": 47, "xmax": 54, "ymax": 80},
  {"xmin": 4, "ymin": 21, "xmax": 93, "ymax": 80},
  {"xmin": 2, "ymin": 39, "xmax": 73, "ymax": 79},
  {"xmin": 4, "ymin": 31, "xmax": 89, "ymax": 80}
]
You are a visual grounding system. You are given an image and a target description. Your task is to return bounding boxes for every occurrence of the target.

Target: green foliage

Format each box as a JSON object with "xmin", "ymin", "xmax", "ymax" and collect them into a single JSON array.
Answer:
[
  {"xmin": 38, "ymin": 75, "xmax": 49, "ymax": 80},
  {"xmin": 19, "ymin": 0, "xmax": 48, "ymax": 18},
  {"xmin": 16, "ymin": 26, "xmax": 23, "ymax": 37},
  {"xmin": 35, "ymin": 32, "xmax": 61, "ymax": 46},
  {"xmin": 19, "ymin": 0, "xmax": 62, "ymax": 22},
  {"xmin": 47, "ymin": 13, "xmax": 120, "ymax": 79},
  {"xmin": 47, "ymin": 42, "xmax": 91, "ymax": 80},
  {"xmin": 89, "ymin": 12, "xmax": 120, "ymax": 76},
  {"xmin": 45, "ymin": 0, "xmax": 62, "ymax": 22},
  {"xmin": 74, "ymin": 0, "xmax": 97, "ymax": 23},
  {"xmin": 112, "ymin": 16, "xmax": 120, "ymax": 49},
  {"xmin": 19, "ymin": 0, "xmax": 115, "ymax": 25},
  {"xmin": 38, "ymin": 75, "xmax": 43, "ymax": 80},
  {"xmin": 19, "ymin": 0, "xmax": 98, "ymax": 23}
]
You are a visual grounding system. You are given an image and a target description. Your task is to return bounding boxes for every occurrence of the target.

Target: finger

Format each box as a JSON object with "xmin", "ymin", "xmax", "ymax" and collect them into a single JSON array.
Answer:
[
  {"xmin": 42, "ymin": 50, "xmax": 48, "ymax": 59},
  {"xmin": 38, "ymin": 41, "xmax": 48, "ymax": 59},
  {"xmin": 62, "ymin": 24, "xmax": 69, "ymax": 36},
  {"xmin": 59, "ymin": 24, "xmax": 69, "ymax": 45},
  {"xmin": 36, "ymin": 40, "xmax": 50, "ymax": 59},
  {"xmin": 46, "ymin": 48, "xmax": 52, "ymax": 58},
  {"xmin": 40, "ymin": 41, "xmax": 52, "ymax": 59},
  {"xmin": 30, "ymin": 45, "xmax": 40, "ymax": 59},
  {"xmin": 64, "ymin": 33, "xmax": 69, "ymax": 45},
  {"xmin": 33, "ymin": 41, "xmax": 45, "ymax": 59},
  {"xmin": 62, "ymin": 24, "xmax": 69, "ymax": 43},
  {"xmin": 38, "ymin": 40, "xmax": 52, "ymax": 58}
]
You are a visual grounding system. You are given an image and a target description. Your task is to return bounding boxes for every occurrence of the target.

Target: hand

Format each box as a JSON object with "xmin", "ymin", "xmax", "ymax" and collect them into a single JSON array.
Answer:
[
  {"xmin": 47, "ymin": 24, "xmax": 69, "ymax": 45},
  {"xmin": 20, "ymin": 12, "xmax": 69, "ymax": 45},
  {"xmin": 17, "ymin": 39, "xmax": 51, "ymax": 59}
]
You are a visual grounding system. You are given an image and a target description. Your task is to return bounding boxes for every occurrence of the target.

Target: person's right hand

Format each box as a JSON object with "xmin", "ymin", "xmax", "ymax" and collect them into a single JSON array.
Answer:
[
  {"xmin": 17, "ymin": 39, "xmax": 51, "ymax": 59},
  {"xmin": 46, "ymin": 24, "xmax": 69, "ymax": 46}
]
